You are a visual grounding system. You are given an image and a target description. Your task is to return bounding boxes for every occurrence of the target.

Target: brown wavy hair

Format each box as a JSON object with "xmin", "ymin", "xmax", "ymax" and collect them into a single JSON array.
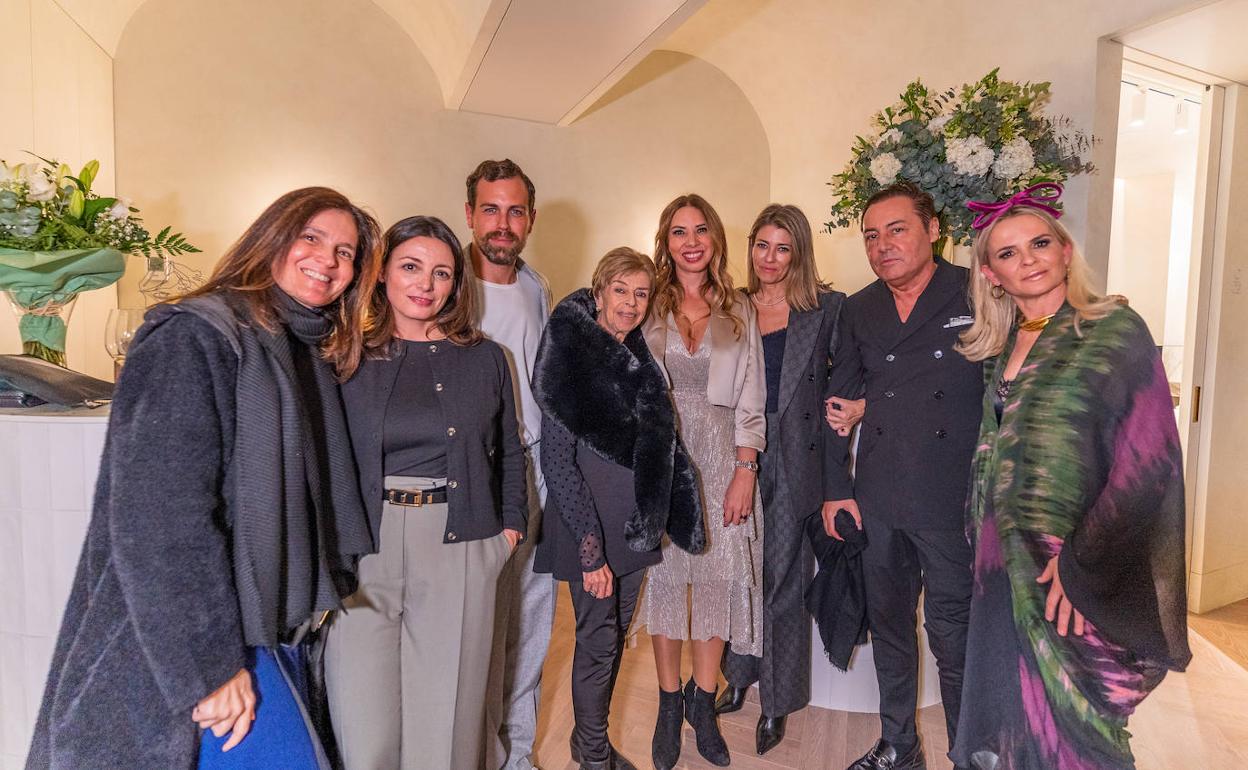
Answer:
[
  {"xmin": 179, "ymin": 186, "xmax": 382, "ymax": 380},
  {"xmin": 652, "ymin": 194, "xmax": 743, "ymax": 338},
  {"xmin": 363, "ymin": 215, "xmax": 482, "ymax": 355},
  {"xmin": 745, "ymin": 203, "xmax": 829, "ymax": 312}
]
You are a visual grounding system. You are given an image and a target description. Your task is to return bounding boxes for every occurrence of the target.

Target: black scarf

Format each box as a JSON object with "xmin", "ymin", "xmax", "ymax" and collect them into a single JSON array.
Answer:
[
  {"xmin": 533, "ymin": 289, "xmax": 705, "ymax": 554},
  {"xmin": 154, "ymin": 289, "xmax": 373, "ymax": 646}
]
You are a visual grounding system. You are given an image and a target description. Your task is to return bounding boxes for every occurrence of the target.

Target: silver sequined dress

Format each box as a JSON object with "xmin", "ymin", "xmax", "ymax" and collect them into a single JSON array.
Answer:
[{"xmin": 634, "ymin": 316, "xmax": 763, "ymax": 656}]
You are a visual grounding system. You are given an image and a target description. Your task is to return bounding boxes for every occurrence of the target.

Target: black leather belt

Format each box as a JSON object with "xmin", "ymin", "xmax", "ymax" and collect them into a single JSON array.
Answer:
[{"xmin": 383, "ymin": 486, "xmax": 448, "ymax": 507}]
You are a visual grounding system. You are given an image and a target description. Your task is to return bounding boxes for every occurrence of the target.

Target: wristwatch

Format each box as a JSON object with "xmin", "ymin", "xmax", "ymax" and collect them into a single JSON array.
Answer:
[{"xmin": 733, "ymin": 459, "xmax": 760, "ymax": 473}]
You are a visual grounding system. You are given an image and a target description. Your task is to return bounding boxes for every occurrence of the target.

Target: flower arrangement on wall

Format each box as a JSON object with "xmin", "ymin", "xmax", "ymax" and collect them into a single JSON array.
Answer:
[
  {"xmin": 0, "ymin": 155, "xmax": 201, "ymax": 366},
  {"xmin": 826, "ymin": 69, "xmax": 1095, "ymax": 247}
]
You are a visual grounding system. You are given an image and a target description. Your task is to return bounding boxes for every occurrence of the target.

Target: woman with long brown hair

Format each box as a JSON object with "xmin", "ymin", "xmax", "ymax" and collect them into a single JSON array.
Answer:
[
  {"xmin": 635, "ymin": 194, "xmax": 765, "ymax": 768},
  {"xmin": 326, "ymin": 215, "xmax": 527, "ymax": 770},
  {"xmin": 29, "ymin": 187, "xmax": 382, "ymax": 769}
]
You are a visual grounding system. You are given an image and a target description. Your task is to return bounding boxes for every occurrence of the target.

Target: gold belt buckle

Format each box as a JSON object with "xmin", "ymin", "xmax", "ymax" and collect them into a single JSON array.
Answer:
[{"xmin": 389, "ymin": 488, "xmax": 425, "ymax": 507}]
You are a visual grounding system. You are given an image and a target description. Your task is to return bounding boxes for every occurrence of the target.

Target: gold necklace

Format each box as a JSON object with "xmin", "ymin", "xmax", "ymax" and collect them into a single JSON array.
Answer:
[{"xmin": 1018, "ymin": 313, "xmax": 1056, "ymax": 332}]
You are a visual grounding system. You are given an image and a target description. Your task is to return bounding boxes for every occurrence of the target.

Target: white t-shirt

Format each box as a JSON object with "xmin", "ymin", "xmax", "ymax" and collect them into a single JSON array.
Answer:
[{"xmin": 475, "ymin": 272, "xmax": 547, "ymax": 450}]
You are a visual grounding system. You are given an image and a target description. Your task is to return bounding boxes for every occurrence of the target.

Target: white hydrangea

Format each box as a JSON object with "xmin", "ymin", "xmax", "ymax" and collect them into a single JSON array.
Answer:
[
  {"xmin": 870, "ymin": 152, "xmax": 902, "ymax": 185},
  {"xmin": 927, "ymin": 114, "xmax": 952, "ymax": 134},
  {"xmin": 880, "ymin": 128, "xmax": 903, "ymax": 146},
  {"xmin": 992, "ymin": 137, "xmax": 1035, "ymax": 180},
  {"xmin": 946, "ymin": 135, "xmax": 994, "ymax": 176}
]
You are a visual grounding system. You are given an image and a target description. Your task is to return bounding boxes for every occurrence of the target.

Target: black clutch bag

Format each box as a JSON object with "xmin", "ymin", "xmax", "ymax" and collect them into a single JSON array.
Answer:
[{"xmin": 0, "ymin": 354, "xmax": 114, "ymax": 408}]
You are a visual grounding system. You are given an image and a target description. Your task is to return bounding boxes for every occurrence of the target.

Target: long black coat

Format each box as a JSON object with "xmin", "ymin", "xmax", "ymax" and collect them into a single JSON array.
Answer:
[
  {"xmin": 340, "ymin": 339, "xmax": 528, "ymax": 545},
  {"xmin": 824, "ymin": 258, "xmax": 983, "ymax": 530},
  {"xmin": 28, "ymin": 313, "xmax": 248, "ymax": 770}
]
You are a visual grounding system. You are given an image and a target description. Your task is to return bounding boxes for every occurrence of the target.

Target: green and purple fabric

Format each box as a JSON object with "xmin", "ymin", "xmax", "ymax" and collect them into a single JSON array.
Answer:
[{"xmin": 951, "ymin": 303, "xmax": 1191, "ymax": 770}]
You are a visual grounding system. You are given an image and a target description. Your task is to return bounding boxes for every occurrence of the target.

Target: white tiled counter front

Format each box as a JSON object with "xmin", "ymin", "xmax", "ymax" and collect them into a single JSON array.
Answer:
[{"xmin": 0, "ymin": 408, "xmax": 109, "ymax": 770}]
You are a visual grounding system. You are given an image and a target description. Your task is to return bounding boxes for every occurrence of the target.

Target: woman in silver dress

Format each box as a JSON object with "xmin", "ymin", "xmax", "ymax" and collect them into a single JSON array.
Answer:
[{"xmin": 637, "ymin": 193, "xmax": 766, "ymax": 769}]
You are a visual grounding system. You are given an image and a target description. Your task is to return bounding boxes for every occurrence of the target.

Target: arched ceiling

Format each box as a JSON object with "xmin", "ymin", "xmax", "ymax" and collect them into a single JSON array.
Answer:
[{"xmin": 56, "ymin": 0, "xmax": 707, "ymax": 125}]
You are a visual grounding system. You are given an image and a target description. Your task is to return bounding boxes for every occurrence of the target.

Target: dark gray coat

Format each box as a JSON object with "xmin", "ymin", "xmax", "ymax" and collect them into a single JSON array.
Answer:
[
  {"xmin": 341, "ymin": 338, "xmax": 528, "ymax": 544},
  {"xmin": 765, "ymin": 289, "xmax": 848, "ymax": 521},
  {"xmin": 28, "ymin": 313, "xmax": 247, "ymax": 770}
]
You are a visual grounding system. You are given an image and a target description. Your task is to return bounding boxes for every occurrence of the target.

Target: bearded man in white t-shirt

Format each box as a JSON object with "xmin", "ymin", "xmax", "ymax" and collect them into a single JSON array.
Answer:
[{"xmin": 467, "ymin": 159, "xmax": 556, "ymax": 770}]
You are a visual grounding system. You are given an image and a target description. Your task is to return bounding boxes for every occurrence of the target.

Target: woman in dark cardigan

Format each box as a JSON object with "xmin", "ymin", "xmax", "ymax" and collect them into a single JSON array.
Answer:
[
  {"xmin": 532, "ymin": 247, "xmax": 705, "ymax": 770},
  {"xmin": 327, "ymin": 215, "xmax": 527, "ymax": 770},
  {"xmin": 714, "ymin": 204, "xmax": 847, "ymax": 756},
  {"xmin": 28, "ymin": 187, "xmax": 382, "ymax": 770}
]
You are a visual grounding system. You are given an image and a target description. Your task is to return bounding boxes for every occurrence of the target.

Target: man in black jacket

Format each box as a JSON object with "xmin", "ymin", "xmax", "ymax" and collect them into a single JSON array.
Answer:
[{"xmin": 824, "ymin": 182, "xmax": 981, "ymax": 770}]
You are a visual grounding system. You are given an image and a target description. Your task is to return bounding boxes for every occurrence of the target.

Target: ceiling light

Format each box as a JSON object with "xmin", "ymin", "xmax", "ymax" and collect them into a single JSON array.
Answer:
[
  {"xmin": 1174, "ymin": 100, "xmax": 1190, "ymax": 135},
  {"xmin": 1129, "ymin": 86, "xmax": 1147, "ymax": 128}
]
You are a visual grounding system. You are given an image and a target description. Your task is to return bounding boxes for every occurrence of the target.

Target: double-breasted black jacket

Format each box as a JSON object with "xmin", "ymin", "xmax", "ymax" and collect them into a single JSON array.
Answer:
[
  {"xmin": 768, "ymin": 289, "xmax": 848, "ymax": 520},
  {"xmin": 824, "ymin": 258, "xmax": 983, "ymax": 531},
  {"xmin": 341, "ymin": 338, "xmax": 528, "ymax": 545}
]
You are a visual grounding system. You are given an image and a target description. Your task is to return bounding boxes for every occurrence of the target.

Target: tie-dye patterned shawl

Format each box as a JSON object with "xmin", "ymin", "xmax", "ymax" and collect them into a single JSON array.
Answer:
[{"xmin": 968, "ymin": 302, "xmax": 1192, "ymax": 672}]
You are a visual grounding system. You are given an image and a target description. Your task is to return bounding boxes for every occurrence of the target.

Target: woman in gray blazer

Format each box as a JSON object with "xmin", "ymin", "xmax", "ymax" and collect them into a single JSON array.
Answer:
[
  {"xmin": 714, "ymin": 204, "xmax": 848, "ymax": 756},
  {"xmin": 634, "ymin": 194, "xmax": 766, "ymax": 769},
  {"xmin": 327, "ymin": 216, "xmax": 527, "ymax": 770}
]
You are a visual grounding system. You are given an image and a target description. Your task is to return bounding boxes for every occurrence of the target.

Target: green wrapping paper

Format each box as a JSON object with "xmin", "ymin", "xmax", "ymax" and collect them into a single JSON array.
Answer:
[{"xmin": 1, "ymin": 247, "xmax": 126, "ymax": 362}]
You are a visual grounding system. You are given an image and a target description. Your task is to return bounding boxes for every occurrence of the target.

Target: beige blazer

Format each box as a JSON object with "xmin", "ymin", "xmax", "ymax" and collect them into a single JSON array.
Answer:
[{"xmin": 643, "ymin": 293, "xmax": 766, "ymax": 452}]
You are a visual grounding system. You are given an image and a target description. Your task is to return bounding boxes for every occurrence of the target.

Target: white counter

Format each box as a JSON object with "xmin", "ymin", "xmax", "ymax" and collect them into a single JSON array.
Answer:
[{"xmin": 0, "ymin": 407, "xmax": 109, "ymax": 770}]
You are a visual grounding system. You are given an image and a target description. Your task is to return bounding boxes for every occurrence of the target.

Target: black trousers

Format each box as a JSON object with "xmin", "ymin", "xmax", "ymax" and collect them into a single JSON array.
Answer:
[
  {"xmin": 568, "ymin": 569, "xmax": 645, "ymax": 762},
  {"xmin": 862, "ymin": 517, "xmax": 972, "ymax": 751},
  {"xmin": 721, "ymin": 424, "xmax": 814, "ymax": 718}
]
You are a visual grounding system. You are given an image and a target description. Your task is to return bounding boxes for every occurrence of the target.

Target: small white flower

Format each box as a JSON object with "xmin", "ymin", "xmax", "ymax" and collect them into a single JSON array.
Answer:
[
  {"xmin": 992, "ymin": 137, "xmax": 1035, "ymax": 180},
  {"xmin": 25, "ymin": 172, "xmax": 57, "ymax": 201},
  {"xmin": 870, "ymin": 152, "xmax": 903, "ymax": 185},
  {"xmin": 880, "ymin": 128, "xmax": 903, "ymax": 145},
  {"xmin": 106, "ymin": 197, "xmax": 132, "ymax": 221},
  {"xmin": 946, "ymin": 135, "xmax": 994, "ymax": 176},
  {"xmin": 927, "ymin": 114, "xmax": 952, "ymax": 134}
]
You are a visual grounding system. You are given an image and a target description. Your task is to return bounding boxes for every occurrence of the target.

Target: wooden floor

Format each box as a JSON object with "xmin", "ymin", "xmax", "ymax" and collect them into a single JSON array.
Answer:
[
  {"xmin": 1188, "ymin": 597, "xmax": 1248, "ymax": 671},
  {"xmin": 532, "ymin": 588, "xmax": 1248, "ymax": 769}
]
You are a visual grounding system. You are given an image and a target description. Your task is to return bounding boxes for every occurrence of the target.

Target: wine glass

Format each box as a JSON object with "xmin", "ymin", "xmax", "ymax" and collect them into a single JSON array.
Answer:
[{"xmin": 105, "ymin": 308, "xmax": 146, "ymax": 379}]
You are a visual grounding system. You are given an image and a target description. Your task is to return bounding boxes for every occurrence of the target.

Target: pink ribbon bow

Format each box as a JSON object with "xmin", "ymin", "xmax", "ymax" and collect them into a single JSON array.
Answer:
[{"xmin": 966, "ymin": 182, "xmax": 1064, "ymax": 230}]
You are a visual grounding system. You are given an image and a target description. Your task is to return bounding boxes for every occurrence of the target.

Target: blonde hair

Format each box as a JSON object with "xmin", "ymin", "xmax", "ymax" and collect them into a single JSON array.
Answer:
[
  {"xmin": 956, "ymin": 208, "xmax": 1120, "ymax": 362},
  {"xmin": 592, "ymin": 247, "xmax": 656, "ymax": 299},
  {"xmin": 652, "ymin": 194, "xmax": 743, "ymax": 338},
  {"xmin": 745, "ymin": 203, "xmax": 829, "ymax": 312}
]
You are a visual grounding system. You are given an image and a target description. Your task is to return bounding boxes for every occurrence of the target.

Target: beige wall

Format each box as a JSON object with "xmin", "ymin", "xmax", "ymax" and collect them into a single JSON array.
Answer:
[
  {"xmin": 0, "ymin": 0, "xmax": 117, "ymax": 380},
  {"xmin": 663, "ymin": 0, "xmax": 1199, "ymax": 294},
  {"xmin": 1189, "ymin": 83, "xmax": 1248, "ymax": 613},
  {"xmin": 112, "ymin": 0, "xmax": 769, "ymax": 310}
]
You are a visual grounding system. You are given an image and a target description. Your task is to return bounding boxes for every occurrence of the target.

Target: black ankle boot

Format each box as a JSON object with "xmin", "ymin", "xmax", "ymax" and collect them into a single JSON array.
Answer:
[
  {"xmin": 714, "ymin": 685, "xmax": 748, "ymax": 714},
  {"xmin": 652, "ymin": 686, "xmax": 684, "ymax": 770},
  {"xmin": 684, "ymin": 680, "xmax": 731, "ymax": 766}
]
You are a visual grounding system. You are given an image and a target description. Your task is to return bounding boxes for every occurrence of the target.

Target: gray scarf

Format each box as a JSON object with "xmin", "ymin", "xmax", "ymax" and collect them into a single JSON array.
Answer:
[{"xmin": 148, "ymin": 290, "xmax": 372, "ymax": 646}]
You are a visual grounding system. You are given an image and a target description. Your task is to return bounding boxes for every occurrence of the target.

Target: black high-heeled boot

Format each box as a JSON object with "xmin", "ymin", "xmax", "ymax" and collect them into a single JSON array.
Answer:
[
  {"xmin": 652, "ymin": 686, "xmax": 684, "ymax": 770},
  {"xmin": 684, "ymin": 680, "xmax": 731, "ymax": 766}
]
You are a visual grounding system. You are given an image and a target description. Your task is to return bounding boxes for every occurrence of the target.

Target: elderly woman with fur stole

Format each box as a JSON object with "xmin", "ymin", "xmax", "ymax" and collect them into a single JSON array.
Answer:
[{"xmin": 533, "ymin": 247, "xmax": 705, "ymax": 770}]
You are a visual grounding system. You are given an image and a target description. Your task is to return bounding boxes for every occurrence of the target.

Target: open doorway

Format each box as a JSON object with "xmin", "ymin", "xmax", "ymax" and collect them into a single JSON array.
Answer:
[{"xmin": 1106, "ymin": 60, "xmax": 1205, "ymax": 433}]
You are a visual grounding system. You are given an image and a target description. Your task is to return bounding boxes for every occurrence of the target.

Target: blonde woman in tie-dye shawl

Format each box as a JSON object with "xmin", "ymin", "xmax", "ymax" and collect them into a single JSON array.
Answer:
[{"xmin": 949, "ymin": 203, "xmax": 1191, "ymax": 770}]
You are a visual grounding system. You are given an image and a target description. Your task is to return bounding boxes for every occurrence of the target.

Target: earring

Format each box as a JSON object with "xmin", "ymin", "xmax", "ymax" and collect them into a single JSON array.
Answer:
[{"xmin": 991, "ymin": 284, "xmax": 1005, "ymax": 299}]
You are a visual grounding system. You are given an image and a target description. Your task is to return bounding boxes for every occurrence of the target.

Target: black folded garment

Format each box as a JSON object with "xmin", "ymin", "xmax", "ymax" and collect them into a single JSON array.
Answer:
[
  {"xmin": 0, "ymin": 354, "xmax": 113, "ymax": 408},
  {"xmin": 804, "ymin": 509, "xmax": 870, "ymax": 671}
]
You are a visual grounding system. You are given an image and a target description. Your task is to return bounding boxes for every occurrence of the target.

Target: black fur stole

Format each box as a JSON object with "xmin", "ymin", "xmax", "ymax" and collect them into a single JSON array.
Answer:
[{"xmin": 533, "ymin": 289, "xmax": 705, "ymax": 554}]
